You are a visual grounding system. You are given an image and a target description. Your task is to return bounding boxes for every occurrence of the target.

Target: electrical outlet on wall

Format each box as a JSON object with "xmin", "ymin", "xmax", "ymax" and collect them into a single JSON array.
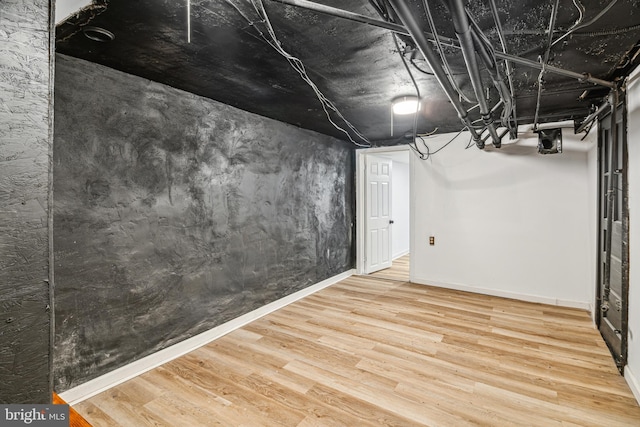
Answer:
[{"xmin": 429, "ymin": 236, "xmax": 435, "ymax": 246}]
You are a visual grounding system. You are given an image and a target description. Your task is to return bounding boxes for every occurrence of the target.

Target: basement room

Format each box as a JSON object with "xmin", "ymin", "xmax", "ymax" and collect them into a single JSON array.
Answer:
[{"xmin": 2, "ymin": 0, "xmax": 640, "ymax": 425}]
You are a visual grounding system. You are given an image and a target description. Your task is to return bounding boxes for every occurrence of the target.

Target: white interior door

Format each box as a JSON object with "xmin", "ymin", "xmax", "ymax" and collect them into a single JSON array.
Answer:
[{"xmin": 365, "ymin": 154, "xmax": 392, "ymax": 273}]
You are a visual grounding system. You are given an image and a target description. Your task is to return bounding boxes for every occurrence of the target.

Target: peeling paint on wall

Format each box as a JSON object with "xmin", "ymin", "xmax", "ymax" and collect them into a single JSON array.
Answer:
[
  {"xmin": 53, "ymin": 54, "xmax": 355, "ymax": 391},
  {"xmin": 0, "ymin": 0, "xmax": 52, "ymax": 404}
]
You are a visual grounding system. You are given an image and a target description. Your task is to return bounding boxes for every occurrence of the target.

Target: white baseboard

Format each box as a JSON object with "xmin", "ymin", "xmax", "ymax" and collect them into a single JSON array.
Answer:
[
  {"xmin": 59, "ymin": 269, "xmax": 355, "ymax": 405},
  {"xmin": 392, "ymin": 250, "xmax": 409, "ymax": 260},
  {"xmin": 625, "ymin": 365, "xmax": 640, "ymax": 405},
  {"xmin": 411, "ymin": 278, "xmax": 591, "ymax": 311}
]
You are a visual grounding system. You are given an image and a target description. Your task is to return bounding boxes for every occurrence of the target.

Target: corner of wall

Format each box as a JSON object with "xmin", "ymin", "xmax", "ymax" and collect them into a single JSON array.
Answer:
[
  {"xmin": 0, "ymin": 0, "xmax": 53, "ymax": 404},
  {"xmin": 625, "ymin": 365, "xmax": 640, "ymax": 405}
]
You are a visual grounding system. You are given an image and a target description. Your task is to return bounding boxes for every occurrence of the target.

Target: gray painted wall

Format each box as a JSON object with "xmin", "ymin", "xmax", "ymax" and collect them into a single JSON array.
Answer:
[
  {"xmin": 0, "ymin": 0, "xmax": 53, "ymax": 403},
  {"xmin": 53, "ymin": 54, "xmax": 355, "ymax": 391}
]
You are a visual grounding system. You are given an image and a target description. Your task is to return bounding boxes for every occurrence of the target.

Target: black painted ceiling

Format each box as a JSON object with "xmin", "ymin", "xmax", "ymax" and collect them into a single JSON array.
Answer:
[{"xmin": 56, "ymin": 0, "xmax": 640, "ymax": 145}]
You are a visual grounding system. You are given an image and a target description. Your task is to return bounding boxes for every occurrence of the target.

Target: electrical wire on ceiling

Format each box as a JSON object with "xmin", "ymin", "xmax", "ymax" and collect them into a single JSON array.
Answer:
[
  {"xmin": 447, "ymin": 0, "xmax": 503, "ymax": 147},
  {"xmin": 574, "ymin": 23, "xmax": 640, "ymax": 37},
  {"xmin": 533, "ymin": 0, "xmax": 560, "ymax": 131},
  {"xmin": 551, "ymin": 0, "xmax": 617, "ymax": 48},
  {"xmin": 416, "ymin": 127, "xmax": 467, "ymax": 160},
  {"xmin": 385, "ymin": 0, "xmax": 493, "ymax": 147},
  {"xmin": 222, "ymin": 0, "xmax": 371, "ymax": 147},
  {"xmin": 422, "ymin": 0, "xmax": 475, "ymax": 104},
  {"xmin": 374, "ymin": 0, "xmax": 468, "ymax": 158},
  {"xmin": 618, "ymin": 44, "xmax": 640, "ymax": 70},
  {"xmin": 465, "ymin": 132, "xmax": 475, "ymax": 149},
  {"xmin": 252, "ymin": 0, "xmax": 371, "ymax": 147},
  {"xmin": 409, "ymin": 58, "xmax": 435, "ymax": 76},
  {"xmin": 217, "ymin": 1, "xmax": 278, "ymax": 47},
  {"xmin": 391, "ymin": 33, "xmax": 428, "ymax": 159},
  {"xmin": 463, "ymin": 10, "xmax": 515, "ymax": 133},
  {"xmin": 417, "ymin": 129, "xmax": 439, "ymax": 138},
  {"xmin": 489, "ymin": 0, "xmax": 517, "ymax": 132},
  {"xmin": 392, "ymin": 33, "xmax": 464, "ymax": 161},
  {"xmin": 367, "ymin": 0, "xmax": 387, "ymax": 19},
  {"xmin": 409, "ymin": 56, "xmax": 471, "ymax": 77},
  {"xmin": 580, "ymin": 120, "xmax": 596, "ymax": 140},
  {"xmin": 570, "ymin": 0, "xmax": 586, "ymax": 31},
  {"xmin": 368, "ymin": 1, "xmax": 436, "ymax": 77}
]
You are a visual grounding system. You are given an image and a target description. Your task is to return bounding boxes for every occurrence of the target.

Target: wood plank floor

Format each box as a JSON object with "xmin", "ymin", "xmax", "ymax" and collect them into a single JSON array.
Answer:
[{"xmin": 73, "ymin": 255, "xmax": 640, "ymax": 426}]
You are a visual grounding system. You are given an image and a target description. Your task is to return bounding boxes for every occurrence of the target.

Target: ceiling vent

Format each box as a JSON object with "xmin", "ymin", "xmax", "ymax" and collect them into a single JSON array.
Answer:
[
  {"xmin": 537, "ymin": 128, "xmax": 563, "ymax": 155},
  {"xmin": 82, "ymin": 26, "xmax": 115, "ymax": 42}
]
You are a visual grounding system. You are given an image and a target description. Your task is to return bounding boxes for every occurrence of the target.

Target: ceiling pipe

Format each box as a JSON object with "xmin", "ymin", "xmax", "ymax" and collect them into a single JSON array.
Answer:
[
  {"xmin": 367, "ymin": 0, "xmax": 386, "ymax": 19},
  {"xmin": 495, "ymin": 51, "xmax": 616, "ymax": 89},
  {"xmin": 269, "ymin": 0, "xmax": 410, "ymax": 35},
  {"xmin": 464, "ymin": 14, "xmax": 516, "ymax": 136},
  {"xmin": 489, "ymin": 0, "xmax": 517, "ymax": 130},
  {"xmin": 469, "ymin": 28, "xmax": 515, "ymax": 137},
  {"xmin": 269, "ymin": 0, "xmax": 614, "ymax": 134},
  {"xmin": 422, "ymin": 0, "xmax": 475, "ymax": 105},
  {"xmin": 517, "ymin": 120, "xmax": 576, "ymax": 133},
  {"xmin": 448, "ymin": 0, "xmax": 501, "ymax": 147},
  {"xmin": 533, "ymin": 0, "xmax": 560, "ymax": 131},
  {"xmin": 270, "ymin": 0, "xmax": 616, "ymax": 90},
  {"xmin": 386, "ymin": 0, "xmax": 482, "ymax": 146},
  {"xmin": 435, "ymin": 0, "xmax": 515, "ymax": 138}
]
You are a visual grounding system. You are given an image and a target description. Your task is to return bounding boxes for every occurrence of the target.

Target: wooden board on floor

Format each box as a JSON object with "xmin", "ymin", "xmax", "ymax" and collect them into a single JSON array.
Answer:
[{"xmin": 53, "ymin": 392, "xmax": 93, "ymax": 427}]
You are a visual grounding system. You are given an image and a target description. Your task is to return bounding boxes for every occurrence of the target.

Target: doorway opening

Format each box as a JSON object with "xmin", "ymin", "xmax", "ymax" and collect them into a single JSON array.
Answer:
[{"xmin": 356, "ymin": 146, "xmax": 411, "ymax": 277}]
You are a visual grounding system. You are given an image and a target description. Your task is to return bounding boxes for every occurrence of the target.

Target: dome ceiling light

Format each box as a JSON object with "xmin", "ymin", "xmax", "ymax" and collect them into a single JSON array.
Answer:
[{"xmin": 392, "ymin": 96, "xmax": 420, "ymax": 115}]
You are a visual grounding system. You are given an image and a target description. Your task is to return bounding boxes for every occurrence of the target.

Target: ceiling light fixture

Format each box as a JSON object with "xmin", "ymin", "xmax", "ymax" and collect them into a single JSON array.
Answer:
[
  {"xmin": 392, "ymin": 96, "xmax": 420, "ymax": 115},
  {"xmin": 82, "ymin": 26, "xmax": 115, "ymax": 42}
]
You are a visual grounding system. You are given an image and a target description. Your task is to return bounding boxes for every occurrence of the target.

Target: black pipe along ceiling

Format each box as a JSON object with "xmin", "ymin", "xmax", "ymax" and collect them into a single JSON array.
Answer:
[{"xmin": 56, "ymin": 0, "xmax": 640, "ymax": 147}]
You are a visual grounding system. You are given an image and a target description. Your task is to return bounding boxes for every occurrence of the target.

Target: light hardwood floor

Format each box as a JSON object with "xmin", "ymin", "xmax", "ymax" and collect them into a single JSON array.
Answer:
[{"xmin": 74, "ymin": 255, "xmax": 640, "ymax": 426}]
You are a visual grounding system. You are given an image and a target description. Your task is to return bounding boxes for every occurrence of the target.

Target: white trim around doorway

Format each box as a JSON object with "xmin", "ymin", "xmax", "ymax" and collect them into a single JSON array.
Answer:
[{"xmin": 355, "ymin": 145, "xmax": 412, "ymax": 276}]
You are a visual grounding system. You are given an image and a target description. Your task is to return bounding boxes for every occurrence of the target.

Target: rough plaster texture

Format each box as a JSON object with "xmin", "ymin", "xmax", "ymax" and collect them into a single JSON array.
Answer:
[
  {"xmin": 0, "ymin": 0, "xmax": 52, "ymax": 403},
  {"xmin": 53, "ymin": 54, "xmax": 355, "ymax": 391}
]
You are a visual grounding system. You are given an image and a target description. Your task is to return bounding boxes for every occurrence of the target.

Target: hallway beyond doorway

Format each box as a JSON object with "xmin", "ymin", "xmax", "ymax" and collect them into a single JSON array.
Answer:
[{"xmin": 368, "ymin": 254, "xmax": 410, "ymax": 282}]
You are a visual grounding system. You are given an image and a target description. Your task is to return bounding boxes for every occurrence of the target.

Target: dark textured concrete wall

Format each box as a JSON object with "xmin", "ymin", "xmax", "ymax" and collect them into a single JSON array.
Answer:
[
  {"xmin": 53, "ymin": 54, "xmax": 355, "ymax": 391},
  {"xmin": 0, "ymin": 0, "xmax": 53, "ymax": 403}
]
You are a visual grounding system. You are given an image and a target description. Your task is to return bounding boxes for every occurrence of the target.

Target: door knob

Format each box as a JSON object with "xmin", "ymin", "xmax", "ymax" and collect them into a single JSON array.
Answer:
[{"xmin": 389, "ymin": 220, "xmax": 394, "ymax": 224}]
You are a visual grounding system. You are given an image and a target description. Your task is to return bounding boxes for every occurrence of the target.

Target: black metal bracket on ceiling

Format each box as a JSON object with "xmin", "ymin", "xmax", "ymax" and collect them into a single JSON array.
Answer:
[
  {"xmin": 575, "ymin": 97, "xmax": 611, "ymax": 134},
  {"xmin": 269, "ymin": 0, "xmax": 617, "ymax": 147}
]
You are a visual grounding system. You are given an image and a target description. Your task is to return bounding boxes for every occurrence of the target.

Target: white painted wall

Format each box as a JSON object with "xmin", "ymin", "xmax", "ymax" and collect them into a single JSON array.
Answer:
[
  {"xmin": 391, "ymin": 158, "xmax": 410, "ymax": 258},
  {"xmin": 410, "ymin": 130, "xmax": 595, "ymax": 309},
  {"xmin": 55, "ymin": 0, "xmax": 92, "ymax": 24},
  {"xmin": 625, "ymin": 66, "xmax": 640, "ymax": 403},
  {"xmin": 377, "ymin": 151, "xmax": 410, "ymax": 259}
]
